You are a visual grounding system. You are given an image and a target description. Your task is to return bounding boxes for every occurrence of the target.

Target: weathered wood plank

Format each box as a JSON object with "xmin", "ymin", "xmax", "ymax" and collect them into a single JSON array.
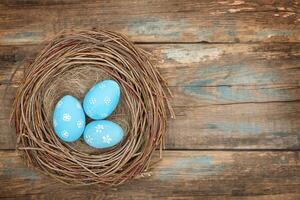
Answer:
[
  {"xmin": 167, "ymin": 102, "xmax": 300, "ymax": 149},
  {"xmin": 0, "ymin": 150, "xmax": 299, "ymax": 199},
  {"xmin": 1, "ymin": 43, "xmax": 299, "ymax": 149},
  {"xmin": 0, "ymin": 0, "xmax": 299, "ymax": 44},
  {"xmin": 1, "ymin": 85, "xmax": 299, "ymax": 150},
  {"xmin": 1, "ymin": 43, "xmax": 300, "ymax": 100}
]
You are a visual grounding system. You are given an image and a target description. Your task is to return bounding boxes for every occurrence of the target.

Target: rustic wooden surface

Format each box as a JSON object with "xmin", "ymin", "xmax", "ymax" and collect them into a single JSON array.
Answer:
[
  {"xmin": 0, "ymin": 0, "xmax": 299, "ymax": 199},
  {"xmin": 1, "ymin": 44, "xmax": 300, "ymax": 150},
  {"xmin": 1, "ymin": 151, "xmax": 300, "ymax": 199}
]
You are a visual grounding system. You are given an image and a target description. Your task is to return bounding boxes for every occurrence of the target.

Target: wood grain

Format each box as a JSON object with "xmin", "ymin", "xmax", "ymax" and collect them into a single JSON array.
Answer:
[
  {"xmin": 2, "ymin": 88, "xmax": 299, "ymax": 150},
  {"xmin": 2, "ymin": 43, "xmax": 300, "ymax": 86},
  {"xmin": 1, "ymin": 43, "xmax": 299, "ymax": 150},
  {"xmin": 0, "ymin": 0, "xmax": 299, "ymax": 44},
  {"xmin": 0, "ymin": 150, "xmax": 299, "ymax": 199},
  {"xmin": 0, "ymin": 0, "xmax": 300, "ymax": 198}
]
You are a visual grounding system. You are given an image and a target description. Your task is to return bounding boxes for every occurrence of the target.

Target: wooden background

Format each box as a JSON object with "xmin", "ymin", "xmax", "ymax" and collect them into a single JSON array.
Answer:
[{"xmin": 0, "ymin": 0, "xmax": 299, "ymax": 199}]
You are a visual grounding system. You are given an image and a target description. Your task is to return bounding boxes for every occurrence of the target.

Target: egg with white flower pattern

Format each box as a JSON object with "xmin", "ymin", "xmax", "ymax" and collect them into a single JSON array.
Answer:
[
  {"xmin": 83, "ymin": 120, "xmax": 124, "ymax": 149},
  {"xmin": 83, "ymin": 80, "xmax": 120, "ymax": 120},
  {"xmin": 53, "ymin": 95, "xmax": 86, "ymax": 142}
]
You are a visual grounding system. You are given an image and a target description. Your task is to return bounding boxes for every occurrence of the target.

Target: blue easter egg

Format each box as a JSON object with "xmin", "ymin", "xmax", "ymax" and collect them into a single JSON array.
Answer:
[
  {"xmin": 83, "ymin": 120, "xmax": 124, "ymax": 149},
  {"xmin": 83, "ymin": 80, "xmax": 120, "ymax": 120},
  {"xmin": 53, "ymin": 95, "xmax": 86, "ymax": 142}
]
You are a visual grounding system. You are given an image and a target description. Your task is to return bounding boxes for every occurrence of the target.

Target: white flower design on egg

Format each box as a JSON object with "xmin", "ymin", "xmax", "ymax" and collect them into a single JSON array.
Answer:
[
  {"xmin": 85, "ymin": 134, "xmax": 93, "ymax": 143},
  {"xmin": 95, "ymin": 124, "xmax": 104, "ymax": 133},
  {"xmin": 89, "ymin": 97, "xmax": 97, "ymax": 105},
  {"xmin": 62, "ymin": 130, "xmax": 69, "ymax": 138},
  {"xmin": 77, "ymin": 120, "xmax": 84, "ymax": 128},
  {"xmin": 102, "ymin": 134, "xmax": 112, "ymax": 144},
  {"xmin": 103, "ymin": 97, "xmax": 111, "ymax": 105},
  {"xmin": 63, "ymin": 113, "xmax": 72, "ymax": 121}
]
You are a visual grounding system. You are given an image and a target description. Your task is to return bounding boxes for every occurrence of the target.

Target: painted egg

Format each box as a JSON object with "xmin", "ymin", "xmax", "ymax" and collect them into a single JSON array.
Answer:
[
  {"xmin": 83, "ymin": 120, "xmax": 124, "ymax": 149},
  {"xmin": 53, "ymin": 95, "xmax": 86, "ymax": 142},
  {"xmin": 83, "ymin": 80, "xmax": 120, "ymax": 120}
]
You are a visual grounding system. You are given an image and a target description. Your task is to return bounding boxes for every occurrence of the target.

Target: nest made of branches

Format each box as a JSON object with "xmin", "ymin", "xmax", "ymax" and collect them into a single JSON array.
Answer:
[{"xmin": 11, "ymin": 30, "xmax": 174, "ymax": 186}]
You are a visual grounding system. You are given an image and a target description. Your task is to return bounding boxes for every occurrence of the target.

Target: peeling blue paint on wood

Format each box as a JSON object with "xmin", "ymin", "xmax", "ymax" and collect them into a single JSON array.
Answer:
[
  {"xmin": 256, "ymin": 29, "xmax": 294, "ymax": 40},
  {"xmin": 197, "ymin": 28, "xmax": 214, "ymax": 41},
  {"xmin": 0, "ymin": 160, "xmax": 39, "ymax": 180},
  {"xmin": 184, "ymin": 85, "xmax": 294, "ymax": 102},
  {"xmin": 163, "ymin": 46, "xmax": 222, "ymax": 64},
  {"xmin": 203, "ymin": 124, "xmax": 297, "ymax": 139},
  {"xmin": 197, "ymin": 21, "xmax": 239, "ymax": 42},
  {"xmin": 204, "ymin": 122, "xmax": 261, "ymax": 135},
  {"xmin": 158, "ymin": 155, "xmax": 228, "ymax": 180},
  {"xmin": 127, "ymin": 18, "xmax": 185, "ymax": 39},
  {"xmin": 272, "ymin": 132, "xmax": 290, "ymax": 137},
  {"xmin": 0, "ymin": 32, "xmax": 43, "ymax": 44},
  {"xmin": 217, "ymin": 86, "xmax": 292, "ymax": 101},
  {"xmin": 182, "ymin": 64, "xmax": 286, "ymax": 101},
  {"xmin": 217, "ymin": 85, "xmax": 251, "ymax": 101},
  {"xmin": 192, "ymin": 64, "xmax": 281, "ymax": 85}
]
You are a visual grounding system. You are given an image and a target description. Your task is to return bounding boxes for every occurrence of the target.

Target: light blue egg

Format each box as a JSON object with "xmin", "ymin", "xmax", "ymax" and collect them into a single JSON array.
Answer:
[
  {"xmin": 83, "ymin": 120, "xmax": 124, "ymax": 149},
  {"xmin": 53, "ymin": 95, "xmax": 86, "ymax": 142},
  {"xmin": 83, "ymin": 80, "xmax": 120, "ymax": 120}
]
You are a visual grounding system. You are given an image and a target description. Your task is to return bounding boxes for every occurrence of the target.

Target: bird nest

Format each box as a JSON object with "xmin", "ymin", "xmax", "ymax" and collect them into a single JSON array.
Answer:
[{"xmin": 11, "ymin": 30, "xmax": 174, "ymax": 185}]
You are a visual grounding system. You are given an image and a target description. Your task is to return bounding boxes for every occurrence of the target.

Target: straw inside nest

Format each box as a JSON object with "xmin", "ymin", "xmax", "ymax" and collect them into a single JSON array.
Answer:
[{"xmin": 11, "ymin": 30, "xmax": 174, "ymax": 186}]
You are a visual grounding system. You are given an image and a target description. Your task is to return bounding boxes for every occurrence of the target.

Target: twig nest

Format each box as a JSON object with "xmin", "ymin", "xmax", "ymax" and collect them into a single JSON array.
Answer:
[{"xmin": 12, "ymin": 30, "xmax": 174, "ymax": 185}]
